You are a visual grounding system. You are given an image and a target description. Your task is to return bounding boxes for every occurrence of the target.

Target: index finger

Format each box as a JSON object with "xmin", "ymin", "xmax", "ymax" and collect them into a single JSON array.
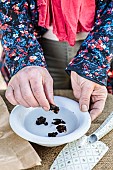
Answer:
[{"xmin": 30, "ymin": 76, "xmax": 50, "ymax": 110}]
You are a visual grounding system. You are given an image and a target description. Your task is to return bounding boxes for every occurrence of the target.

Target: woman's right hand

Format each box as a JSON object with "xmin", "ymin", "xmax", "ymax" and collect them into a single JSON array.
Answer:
[{"xmin": 5, "ymin": 66, "xmax": 54, "ymax": 111}]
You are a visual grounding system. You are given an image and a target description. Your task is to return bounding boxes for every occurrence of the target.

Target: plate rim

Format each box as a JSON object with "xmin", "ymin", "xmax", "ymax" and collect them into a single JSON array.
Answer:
[{"xmin": 9, "ymin": 96, "xmax": 91, "ymax": 146}]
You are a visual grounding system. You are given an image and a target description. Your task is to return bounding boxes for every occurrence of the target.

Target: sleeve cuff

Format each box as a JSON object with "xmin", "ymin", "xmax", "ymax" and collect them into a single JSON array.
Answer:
[{"xmin": 65, "ymin": 65, "xmax": 108, "ymax": 86}]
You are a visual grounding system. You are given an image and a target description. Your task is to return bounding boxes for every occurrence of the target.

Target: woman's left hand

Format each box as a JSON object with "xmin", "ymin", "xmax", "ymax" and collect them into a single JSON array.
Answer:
[{"xmin": 71, "ymin": 71, "xmax": 107, "ymax": 121}]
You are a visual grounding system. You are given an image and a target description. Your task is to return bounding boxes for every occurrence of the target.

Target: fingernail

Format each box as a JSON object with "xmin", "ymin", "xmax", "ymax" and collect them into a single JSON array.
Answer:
[
  {"xmin": 43, "ymin": 107, "xmax": 49, "ymax": 111},
  {"xmin": 81, "ymin": 105, "xmax": 88, "ymax": 112}
]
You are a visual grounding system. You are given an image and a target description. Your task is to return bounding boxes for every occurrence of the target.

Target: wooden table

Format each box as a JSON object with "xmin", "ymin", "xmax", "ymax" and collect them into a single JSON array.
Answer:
[{"xmin": 1, "ymin": 90, "xmax": 113, "ymax": 170}]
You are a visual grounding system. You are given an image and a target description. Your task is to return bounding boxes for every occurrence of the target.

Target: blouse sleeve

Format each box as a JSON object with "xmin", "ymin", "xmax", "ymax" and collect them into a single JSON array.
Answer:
[
  {"xmin": 66, "ymin": 0, "xmax": 113, "ymax": 86},
  {"xmin": 0, "ymin": 0, "xmax": 47, "ymax": 77}
]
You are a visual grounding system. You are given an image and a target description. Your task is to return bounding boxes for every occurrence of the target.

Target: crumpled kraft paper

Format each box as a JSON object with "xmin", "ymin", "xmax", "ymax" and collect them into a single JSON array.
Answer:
[{"xmin": 0, "ymin": 96, "xmax": 41, "ymax": 170}]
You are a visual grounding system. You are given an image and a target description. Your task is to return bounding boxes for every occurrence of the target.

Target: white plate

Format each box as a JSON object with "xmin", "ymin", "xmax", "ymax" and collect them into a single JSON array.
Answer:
[{"xmin": 9, "ymin": 96, "xmax": 91, "ymax": 147}]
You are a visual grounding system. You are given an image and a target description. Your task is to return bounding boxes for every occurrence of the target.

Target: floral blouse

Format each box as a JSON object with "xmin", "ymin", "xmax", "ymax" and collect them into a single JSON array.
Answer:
[{"xmin": 0, "ymin": 0, "xmax": 113, "ymax": 86}]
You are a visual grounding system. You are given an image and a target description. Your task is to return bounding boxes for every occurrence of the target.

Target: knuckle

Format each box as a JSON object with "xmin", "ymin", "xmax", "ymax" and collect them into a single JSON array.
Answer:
[
  {"xmin": 22, "ymin": 66, "xmax": 31, "ymax": 72},
  {"xmin": 5, "ymin": 90, "xmax": 17, "ymax": 105},
  {"xmin": 23, "ymin": 68, "xmax": 30, "ymax": 75},
  {"xmin": 16, "ymin": 73, "xmax": 21, "ymax": 80},
  {"xmin": 19, "ymin": 67, "xmax": 38, "ymax": 78},
  {"xmin": 29, "ymin": 71, "xmax": 35, "ymax": 78},
  {"xmin": 32, "ymin": 87, "xmax": 41, "ymax": 96},
  {"xmin": 10, "ymin": 76, "xmax": 18, "ymax": 85},
  {"xmin": 23, "ymin": 93, "xmax": 31, "ymax": 101},
  {"xmin": 5, "ymin": 91, "xmax": 10, "ymax": 99},
  {"xmin": 16, "ymin": 72, "xmax": 25, "ymax": 82},
  {"xmin": 81, "ymin": 95, "xmax": 90, "ymax": 101},
  {"xmin": 28, "ymin": 66, "xmax": 39, "ymax": 73},
  {"xmin": 85, "ymin": 86, "xmax": 92, "ymax": 91},
  {"xmin": 80, "ymin": 97, "xmax": 89, "ymax": 103},
  {"xmin": 14, "ymin": 96, "xmax": 21, "ymax": 103},
  {"xmin": 29, "ymin": 71, "xmax": 41, "ymax": 80},
  {"xmin": 5, "ymin": 89, "xmax": 12, "ymax": 99}
]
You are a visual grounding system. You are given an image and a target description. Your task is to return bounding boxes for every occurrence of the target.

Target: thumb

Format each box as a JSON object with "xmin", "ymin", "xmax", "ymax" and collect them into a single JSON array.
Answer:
[{"xmin": 79, "ymin": 85, "xmax": 94, "ymax": 112}]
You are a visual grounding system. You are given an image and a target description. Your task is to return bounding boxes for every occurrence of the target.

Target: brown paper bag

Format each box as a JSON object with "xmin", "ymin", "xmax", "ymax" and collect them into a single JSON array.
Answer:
[{"xmin": 0, "ymin": 96, "xmax": 41, "ymax": 170}]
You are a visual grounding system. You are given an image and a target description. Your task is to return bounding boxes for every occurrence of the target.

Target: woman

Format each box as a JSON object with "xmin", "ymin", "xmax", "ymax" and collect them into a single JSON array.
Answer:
[{"xmin": 0, "ymin": 0, "xmax": 113, "ymax": 121}]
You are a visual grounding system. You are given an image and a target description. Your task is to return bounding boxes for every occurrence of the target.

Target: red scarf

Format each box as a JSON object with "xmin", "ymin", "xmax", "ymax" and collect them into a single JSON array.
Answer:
[{"xmin": 37, "ymin": 0, "xmax": 95, "ymax": 46}]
